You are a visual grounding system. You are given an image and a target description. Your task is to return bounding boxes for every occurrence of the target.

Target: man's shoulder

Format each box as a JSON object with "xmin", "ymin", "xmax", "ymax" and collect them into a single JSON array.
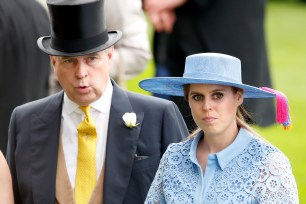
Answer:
[{"xmin": 14, "ymin": 92, "xmax": 63, "ymax": 113}]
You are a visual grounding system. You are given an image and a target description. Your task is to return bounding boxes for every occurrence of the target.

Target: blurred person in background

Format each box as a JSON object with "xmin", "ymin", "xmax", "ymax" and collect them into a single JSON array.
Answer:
[
  {"xmin": 105, "ymin": 0, "xmax": 151, "ymax": 87},
  {"xmin": 0, "ymin": 0, "xmax": 50, "ymax": 154},
  {"xmin": 37, "ymin": 0, "xmax": 151, "ymax": 93},
  {"xmin": 143, "ymin": 0, "xmax": 275, "ymax": 131}
]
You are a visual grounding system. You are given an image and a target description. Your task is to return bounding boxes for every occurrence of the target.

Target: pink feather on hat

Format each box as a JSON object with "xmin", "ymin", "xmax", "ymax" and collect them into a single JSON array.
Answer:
[{"xmin": 260, "ymin": 87, "xmax": 292, "ymax": 130}]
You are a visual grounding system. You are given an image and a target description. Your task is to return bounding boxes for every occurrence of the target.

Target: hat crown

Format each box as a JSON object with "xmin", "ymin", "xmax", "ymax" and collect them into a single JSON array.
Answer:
[
  {"xmin": 48, "ymin": 0, "xmax": 105, "ymax": 40},
  {"xmin": 38, "ymin": 0, "xmax": 121, "ymax": 56},
  {"xmin": 183, "ymin": 53, "xmax": 242, "ymax": 84},
  {"xmin": 44, "ymin": 0, "xmax": 111, "ymax": 53}
]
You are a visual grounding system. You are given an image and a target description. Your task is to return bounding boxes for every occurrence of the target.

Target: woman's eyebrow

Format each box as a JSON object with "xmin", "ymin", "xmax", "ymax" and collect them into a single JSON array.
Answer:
[{"xmin": 189, "ymin": 88, "xmax": 226, "ymax": 95}]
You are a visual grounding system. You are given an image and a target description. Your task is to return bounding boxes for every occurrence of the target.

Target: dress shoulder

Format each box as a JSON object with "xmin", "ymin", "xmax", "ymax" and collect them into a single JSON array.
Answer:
[{"xmin": 222, "ymin": 137, "xmax": 299, "ymax": 203}]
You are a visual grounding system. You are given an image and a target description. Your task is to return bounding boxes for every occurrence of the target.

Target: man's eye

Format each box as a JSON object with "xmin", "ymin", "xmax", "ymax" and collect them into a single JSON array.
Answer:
[
  {"xmin": 64, "ymin": 58, "xmax": 74, "ymax": 63},
  {"xmin": 89, "ymin": 57, "xmax": 97, "ymax": 61},
  {"xmin": 88, "ymin": 55, "xmax": 101, "ymax": 61},
  {"xmin": 87, "ymin": 56, "xmax": 100, "ymax": 64}
]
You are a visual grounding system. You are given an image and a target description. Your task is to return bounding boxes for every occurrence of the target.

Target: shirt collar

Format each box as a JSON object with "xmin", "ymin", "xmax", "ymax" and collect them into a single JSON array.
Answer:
[
  {"xmin": 216, "ymin": 128, "xmax": 253, "ymax": 170},
  {"xmin": 189, "ymin": 128, "xmax": 253, "ymax": 170},
  {"xmin": 63, "ymin": 79, "xmax": 113, "ymax": 114}
]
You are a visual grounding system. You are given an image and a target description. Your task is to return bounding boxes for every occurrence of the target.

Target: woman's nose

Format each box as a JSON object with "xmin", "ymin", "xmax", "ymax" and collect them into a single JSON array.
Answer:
[{"xmin": 202, "ymin": 100, "xmax": 212, "ymax": 111}]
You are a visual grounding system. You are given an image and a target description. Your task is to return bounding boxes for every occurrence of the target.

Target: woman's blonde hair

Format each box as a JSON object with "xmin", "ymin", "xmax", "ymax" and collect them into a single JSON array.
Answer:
[{"xmin": 183, "ymin": 84, "xmax": 261, "ymax": 139}]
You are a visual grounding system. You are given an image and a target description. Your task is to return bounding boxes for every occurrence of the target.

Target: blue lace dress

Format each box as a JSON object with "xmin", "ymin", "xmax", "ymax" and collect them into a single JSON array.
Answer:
[{"xmin": 145, "ymin": 128, "xmax": 299, "ymax": 204}]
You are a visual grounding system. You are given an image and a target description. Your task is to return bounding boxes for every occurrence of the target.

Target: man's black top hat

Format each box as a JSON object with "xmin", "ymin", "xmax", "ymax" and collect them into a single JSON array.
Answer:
[{"xmin": 37, "ymin": 0, "xmax": 121, "ymax": 56}]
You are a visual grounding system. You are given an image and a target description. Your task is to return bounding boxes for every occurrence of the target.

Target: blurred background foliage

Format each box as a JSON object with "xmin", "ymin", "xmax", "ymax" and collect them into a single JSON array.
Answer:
[
  {"xmin": 259, "ymin": 1, "xmax": 306, "ymax": 202},
  {"xmin": 270, "ymin": 0, "xmax": 306, "ymax": 2}
]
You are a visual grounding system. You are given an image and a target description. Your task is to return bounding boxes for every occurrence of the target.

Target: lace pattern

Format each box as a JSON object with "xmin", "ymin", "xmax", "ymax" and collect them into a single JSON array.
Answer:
[{"xmin": 145, "ymin": 133, "xmax": 298, "ymax": 204}]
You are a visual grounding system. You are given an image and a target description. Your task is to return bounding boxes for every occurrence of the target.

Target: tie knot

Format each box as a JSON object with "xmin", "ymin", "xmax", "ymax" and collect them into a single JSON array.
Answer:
[
  {"xmin": 78, "ymin": 106, "xmax": 96, "ymax": 137},
  {"xmin": 79, "ymin": 106, "xmax": 91, "ymax": 118}
]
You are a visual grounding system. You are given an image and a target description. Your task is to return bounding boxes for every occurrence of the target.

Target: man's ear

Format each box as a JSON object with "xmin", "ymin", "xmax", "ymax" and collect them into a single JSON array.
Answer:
[
  {"xmin": 107, "ymin": 46, "xmax": 114, "ymax": 58},
  {"xmin": 106, "ymin": 46, "xmax": 114, "ymax": 66},
  {"xmin": 50, "ymin": 55, "xmax": 56, "ymax": 67},
  {"xmin": 49, "ymin": 56, "xmax": 58, "ymax": 74}
]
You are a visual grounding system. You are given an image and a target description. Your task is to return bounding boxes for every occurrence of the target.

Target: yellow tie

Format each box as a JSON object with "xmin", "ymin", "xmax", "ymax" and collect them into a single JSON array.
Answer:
[{"xmin": 75, "ymin": 106, "xmax": 97, "ymax": 204}]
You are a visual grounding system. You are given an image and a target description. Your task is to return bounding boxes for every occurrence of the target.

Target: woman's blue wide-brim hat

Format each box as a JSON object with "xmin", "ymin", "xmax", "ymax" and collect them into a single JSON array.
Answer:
[{"xmin": 139, "ymin": 53, "xmax": 275, "ymax": 98}]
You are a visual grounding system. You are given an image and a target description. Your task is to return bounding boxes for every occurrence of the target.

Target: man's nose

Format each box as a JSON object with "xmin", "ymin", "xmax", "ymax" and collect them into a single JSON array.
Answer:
[{"xmin": 75, "ymin": 62, "xmax": 89, "ymax": 78}]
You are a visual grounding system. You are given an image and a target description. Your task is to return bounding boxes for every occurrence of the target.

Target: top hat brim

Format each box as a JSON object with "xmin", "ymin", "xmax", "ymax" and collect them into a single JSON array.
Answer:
[
  {"xmin": 37, "ymin": 31, "xmax": 122, "ymax": 56},
  {"xmin": 139, "ymin": 77, "xmax": 276, "ymax": 99}
]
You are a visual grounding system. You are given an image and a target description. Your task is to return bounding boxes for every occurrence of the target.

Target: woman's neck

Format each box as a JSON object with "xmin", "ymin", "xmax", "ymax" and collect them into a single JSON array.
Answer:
[{"xmin": 202, "ymin": 124, "xmax": 239, "ymax": 154}]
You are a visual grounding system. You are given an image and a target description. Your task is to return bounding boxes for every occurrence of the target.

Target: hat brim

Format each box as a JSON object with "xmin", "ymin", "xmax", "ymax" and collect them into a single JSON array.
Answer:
[
  {"xmin": 139, "ymin": 77, "xmax": 276, "ymax": 98},
  {"xmin": 37, "ymin": 31, "xmax": 122, "ymax": 56}
]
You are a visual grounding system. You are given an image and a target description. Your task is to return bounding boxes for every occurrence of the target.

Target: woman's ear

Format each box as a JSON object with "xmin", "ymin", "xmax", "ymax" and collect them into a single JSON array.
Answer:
[{"xmin": 236, "ymin": 90, "xmax": 244, "ymax": 106}]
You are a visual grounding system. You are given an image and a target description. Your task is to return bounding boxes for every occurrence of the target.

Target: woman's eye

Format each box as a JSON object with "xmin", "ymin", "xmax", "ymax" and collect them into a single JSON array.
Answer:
[
  {"xmin": 192, "ymin": 95, "xmax": 203, "ymax": 101},
  {"xmin": 212, "ymin": 93, "xmax": 223, "ymax": 100}
]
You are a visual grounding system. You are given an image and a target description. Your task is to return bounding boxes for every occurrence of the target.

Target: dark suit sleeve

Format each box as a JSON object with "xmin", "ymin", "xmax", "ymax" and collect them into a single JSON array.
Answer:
[{"xmin": 161, "ymin": 102, "xmax": 188, "ymax": 153}]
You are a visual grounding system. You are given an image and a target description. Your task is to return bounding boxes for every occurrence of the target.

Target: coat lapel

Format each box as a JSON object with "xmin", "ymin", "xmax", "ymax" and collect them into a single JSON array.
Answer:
[
  {"xmin": 103, "ymin": 83, "xmax": 144, "ymax": 204},
  {"xmin": 31, "ymin": 92, "xmax": 63, "ymax": 204}
]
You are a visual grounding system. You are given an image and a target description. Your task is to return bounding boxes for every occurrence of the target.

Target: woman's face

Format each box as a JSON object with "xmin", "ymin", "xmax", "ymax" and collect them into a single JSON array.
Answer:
[{"xmin": 187, "ymin": 84, "xmax": 243, "ymax": 137}]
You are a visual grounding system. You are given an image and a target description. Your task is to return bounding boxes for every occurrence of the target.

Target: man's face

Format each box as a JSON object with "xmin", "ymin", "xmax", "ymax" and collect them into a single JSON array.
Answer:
[{"xmin": 50, "ymin": 48, "xmax": 113, "ymax": 106}]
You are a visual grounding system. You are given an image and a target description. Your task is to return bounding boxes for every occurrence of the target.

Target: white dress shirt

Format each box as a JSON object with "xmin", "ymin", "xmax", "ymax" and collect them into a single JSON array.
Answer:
[{"xmin": 61, "ymin": 80, "xmax": 113, "ymax": 188}]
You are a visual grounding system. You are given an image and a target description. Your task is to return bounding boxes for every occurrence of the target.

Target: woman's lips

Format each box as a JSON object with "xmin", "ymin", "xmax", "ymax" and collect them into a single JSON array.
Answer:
[{"xmin": 203, "ymin": 116, "xmax": 216, "ymax": 123}]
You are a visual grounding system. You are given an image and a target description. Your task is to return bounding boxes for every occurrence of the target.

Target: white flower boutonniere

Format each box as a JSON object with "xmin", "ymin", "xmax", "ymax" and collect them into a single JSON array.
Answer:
[{"xmin": 122, "ymin": 112, "xmax": 139, "ymax": 128}]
